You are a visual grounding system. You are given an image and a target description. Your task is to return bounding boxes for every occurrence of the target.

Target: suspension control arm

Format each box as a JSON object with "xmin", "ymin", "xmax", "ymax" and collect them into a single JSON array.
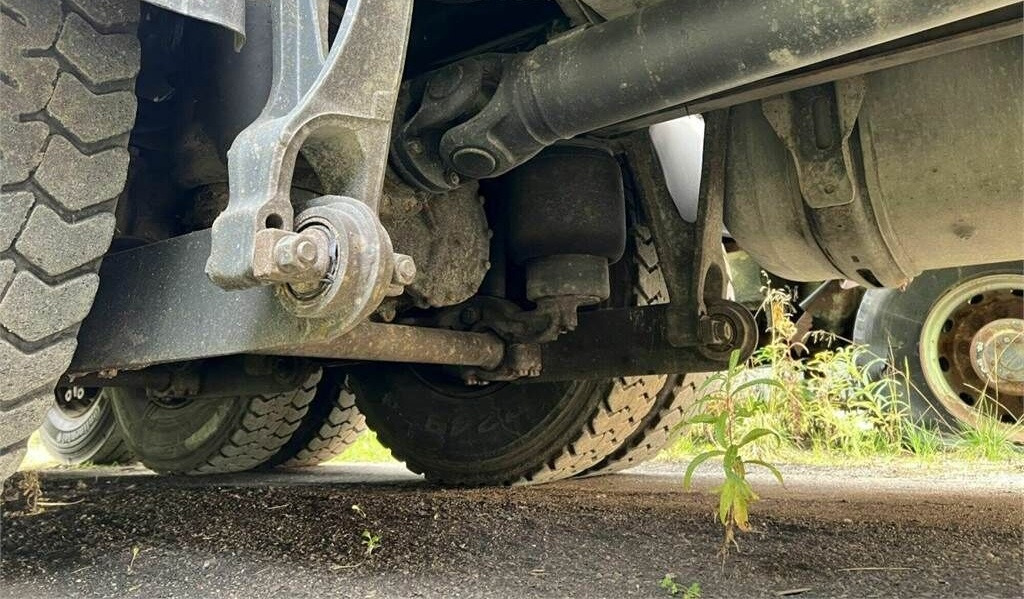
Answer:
[{"xmin": 206, "ymin": 0, "xmax": 415, "ymax": 332}]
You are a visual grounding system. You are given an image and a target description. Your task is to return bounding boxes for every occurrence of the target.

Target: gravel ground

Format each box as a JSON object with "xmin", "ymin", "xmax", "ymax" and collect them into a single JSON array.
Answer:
[{"xmin": 2, "ymin": 462, "xmax": 1022, "ymax": 599}]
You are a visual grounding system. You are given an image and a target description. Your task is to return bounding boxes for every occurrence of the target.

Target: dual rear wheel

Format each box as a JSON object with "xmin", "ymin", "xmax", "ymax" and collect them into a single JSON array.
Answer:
[
  {"xmin": 36, "ymin": 228, "xmax": 702, "ymax": 482},
  {"xmin": 39, "ymin": 369, "xmax": 368, "ymax": 474}
]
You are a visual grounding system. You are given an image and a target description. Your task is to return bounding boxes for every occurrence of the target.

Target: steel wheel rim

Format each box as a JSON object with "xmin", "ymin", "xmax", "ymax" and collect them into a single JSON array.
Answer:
[
  {"xmin": 919, "ymin": 273, "xmax": 1024, "ymax": 441},
  {"xmin": 53, "ymin": 386, "xmax": 102, "ymax": 419}
]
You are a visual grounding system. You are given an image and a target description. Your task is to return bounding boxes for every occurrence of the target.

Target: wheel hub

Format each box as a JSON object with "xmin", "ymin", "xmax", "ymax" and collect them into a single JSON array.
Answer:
[
  {"xmin": 54, "ymin": 386, "xmax": 100, "ymax": 418},
  {"xmin": 970, "ymin": 318, "xmax": 1024, "ymax": 395},
  {"xmin": 920, "ymin": 273, "xmax": 1024, "ymax": 429}
]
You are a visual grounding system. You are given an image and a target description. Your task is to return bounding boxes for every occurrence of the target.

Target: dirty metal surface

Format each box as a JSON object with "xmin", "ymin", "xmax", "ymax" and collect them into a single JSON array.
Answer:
[
  {"xmin": 70, "ymin": 231, "xmax": 503, "ymax": 374},
  {"xmin": 142, "ymin": 0, "xmax": 246, "ymax": 41},
  {"xmin": 69, "ymin": 229, "xmax": 739, "ymax": 382},
  {"xmin": 207, "ymin": 0, "xmax": 414, "ymax": 288}
]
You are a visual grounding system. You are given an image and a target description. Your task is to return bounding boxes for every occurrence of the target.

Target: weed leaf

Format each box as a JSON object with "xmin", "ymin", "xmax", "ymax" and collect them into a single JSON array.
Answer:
[
  {"xmin": 683, "ymin": 450, "xmax": 725, "ymax": 490},
  {"xmin": 745, "ymin": 459, "xmax": 785, "ymax": 486}
]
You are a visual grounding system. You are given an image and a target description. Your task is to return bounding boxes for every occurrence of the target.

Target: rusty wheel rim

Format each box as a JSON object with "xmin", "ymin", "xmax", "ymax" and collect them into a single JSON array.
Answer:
[{"xmin": 919, "ymin": 273, "xmax": 1024, "ymax": 441}]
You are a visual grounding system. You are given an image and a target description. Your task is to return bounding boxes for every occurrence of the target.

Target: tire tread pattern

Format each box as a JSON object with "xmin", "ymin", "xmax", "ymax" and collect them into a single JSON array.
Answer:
[
  {"xmin": 278, "ymin": 383, "xmax": 367, "ymax": 468},
  {"xmin": 370, "ymin": 225, "xmax": 694, "ymax": 486},
  {"xmin": 580, "ymin": 225, "xmax": 706, "ymax": 477},
  {"xmin": 186, "ymin": 372, "xmax": 321, "ymax": 475},
  {"xmin": 0, "ymin": 0, "xmax": 138, "ymax": 480}
]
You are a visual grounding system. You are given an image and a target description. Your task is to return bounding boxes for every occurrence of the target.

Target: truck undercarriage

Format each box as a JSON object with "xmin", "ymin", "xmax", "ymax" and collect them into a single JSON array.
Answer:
[{"xmin": 2, "ymin": 0, "xmax": 1021, "ymax": 482}]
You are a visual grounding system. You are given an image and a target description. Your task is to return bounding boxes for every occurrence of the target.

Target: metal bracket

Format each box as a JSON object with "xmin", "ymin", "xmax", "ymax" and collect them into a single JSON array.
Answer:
[
  {"xmin": 762, "ymin": 80, "xmax": 866, "ymax": 210},
  {"xmin": 142, "ymin": 0, "xmax": 246, "ymax": 45},
  {"xmin": 206, "ymin": 0, "xmax": 414, "ymax": 290},
  {"xmin": 761, "ymin": 80, "xmax": 911, "ymax": 288},
  {"xmin": 622, "ymin": 111, "xmax": 751, "ymax": 358}
]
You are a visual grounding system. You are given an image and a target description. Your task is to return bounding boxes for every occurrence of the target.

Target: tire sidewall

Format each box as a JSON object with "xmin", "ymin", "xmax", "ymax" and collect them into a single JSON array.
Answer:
[
  {"xmin": 40, "ymin": 390, "xmax": 119, "ymax": 465},
  {"xmin": 855, "ymin": 261, "xmax": 1024, "ymax": 431},
  {"xmin": 110, "ymin": 388, "xmax": 251, "ymax": 473},
  {"xmin": 352, "ymin": 368, "xmax": 613, "ymax": 483}
]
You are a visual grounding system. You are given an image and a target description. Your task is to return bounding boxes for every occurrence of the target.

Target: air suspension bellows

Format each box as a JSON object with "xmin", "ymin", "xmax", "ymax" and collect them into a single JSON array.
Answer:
[{"xmin": 497, "ymin": 143, "xmax": 626, "ymax": 321}]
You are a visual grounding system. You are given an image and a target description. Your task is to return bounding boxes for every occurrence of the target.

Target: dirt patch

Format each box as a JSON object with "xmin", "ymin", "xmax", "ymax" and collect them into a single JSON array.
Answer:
[{"xmin": 2, "ymin": 463, "xmax": 1021, "ymax": 598}]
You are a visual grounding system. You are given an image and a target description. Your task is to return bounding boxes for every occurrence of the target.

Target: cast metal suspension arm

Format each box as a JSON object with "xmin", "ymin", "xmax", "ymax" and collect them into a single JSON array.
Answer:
[
  {"xmin": 392, "ymin": 0, "xmax": 1015, "ymax": 192},
  {"xmin": 206, "ymin": 0, "xmax": 416, "ymax": 330}
]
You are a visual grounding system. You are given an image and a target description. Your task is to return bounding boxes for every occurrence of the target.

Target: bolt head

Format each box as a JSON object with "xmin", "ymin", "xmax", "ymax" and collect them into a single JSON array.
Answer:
[
  {"xmin": 294, "ymin": 239, "xmax": 318, "ymax": 264},
  {"xmin": 274, "ymin": 235, "xmax": 319, "ymax": 273},
  {"xmin": 392, "ymin": 254, "xmax": 417, "ymax": 286}
]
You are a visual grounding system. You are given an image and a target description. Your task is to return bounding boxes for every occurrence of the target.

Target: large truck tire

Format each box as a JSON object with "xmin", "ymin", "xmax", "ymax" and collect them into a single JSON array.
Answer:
[
  {"xmin": 110, "ymin": 369, "xmax": 323, "ymax": 475},
  {"xmin": 0, "ymin": 0, "xmax": 139, "ymax": 480},
  {"xmin": 39, "ymin": 387, "xmax": 131, "ymax": 465},
  {"xmin": 263, "ymin": 370, "xmax": 367, "ymax": 469},
  {"xmin": 854, "ymin": 262, "xmax": 1023, "ymax": 442},
  {"xmin": 584, "ymin": 226, "xmax": 708, "ymax": 476},
  {"xmin": 351, "ymin": 226, "xmax": 703, "ymax": 485}
]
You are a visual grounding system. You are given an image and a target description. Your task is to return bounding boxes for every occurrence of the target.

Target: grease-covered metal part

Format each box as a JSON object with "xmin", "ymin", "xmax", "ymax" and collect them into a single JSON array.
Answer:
[
  {"xmin": 69, "ymin": 229, "xmax": 503, "ymax": 374},
  {"xmin": 278, "ymin": 198, "xmax": 402, "ymax": 323},
  {"xmin": 68, "ymin": 228, "xmax": 757, "ymax": 382},
  {"xmin": 380, "ymin": 178, "xmax": 490, "ymax": 309},
  {"xmin": 392, "ymin": 0, "xmax": 1013, "ymax": 191},
  {"xmin": 623, "ymin": 114, "xmax": 735, "ymax": 347},
  {"xmin": 207, "ymin": 0, "xmax": 413, "ymax": 289}
]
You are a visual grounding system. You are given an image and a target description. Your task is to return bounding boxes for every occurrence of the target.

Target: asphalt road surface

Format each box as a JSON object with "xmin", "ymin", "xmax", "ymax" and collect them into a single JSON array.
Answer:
[{"xmin": 2, "ymin": 462, "xmax": 1022, "ymax": 599}]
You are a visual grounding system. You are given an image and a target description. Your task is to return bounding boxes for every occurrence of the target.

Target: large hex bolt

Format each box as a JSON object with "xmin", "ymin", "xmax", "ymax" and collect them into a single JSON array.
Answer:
[
  {"xmin": 393, "ymin": 253, "xmax": 417, "ymax": 286},
  {"xmin": 273, "ymin": 234, "xmax": 320, "ymax": 275},
  {"xmin": 251, "ymin": 227, "xmax": 331, "ymax": 285},
  {"xmin": 387, "ymin": 253, "xmax": 418, "ymax": 297}
]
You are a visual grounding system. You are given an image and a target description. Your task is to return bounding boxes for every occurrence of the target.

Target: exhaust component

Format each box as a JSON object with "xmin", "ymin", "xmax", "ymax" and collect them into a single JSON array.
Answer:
[
  {"xmin": 393, "ymin": 0, "xmax": 1014, "ymax": 191},
  {"xmin": 725, "ymin": 39, "xmax": 1023, "ymax": 287}
]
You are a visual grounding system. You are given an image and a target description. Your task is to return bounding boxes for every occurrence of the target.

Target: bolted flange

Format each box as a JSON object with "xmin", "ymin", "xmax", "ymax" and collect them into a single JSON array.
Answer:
[{"xmin": 970, "ymin": 318, "xmax": 1024, "ymax": 395}]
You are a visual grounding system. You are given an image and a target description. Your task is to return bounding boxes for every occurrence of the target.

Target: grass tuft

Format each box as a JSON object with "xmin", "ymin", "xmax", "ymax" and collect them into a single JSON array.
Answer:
[{"xmin": 673, "ymin": 280, "xmax": 1022, "ymax": 556}]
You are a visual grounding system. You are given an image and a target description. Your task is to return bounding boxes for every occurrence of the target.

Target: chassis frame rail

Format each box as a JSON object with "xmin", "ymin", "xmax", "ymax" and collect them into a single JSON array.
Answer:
[{"xmin": 69, "ymin": 229, "xmax": 736, "ymax": 383}]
